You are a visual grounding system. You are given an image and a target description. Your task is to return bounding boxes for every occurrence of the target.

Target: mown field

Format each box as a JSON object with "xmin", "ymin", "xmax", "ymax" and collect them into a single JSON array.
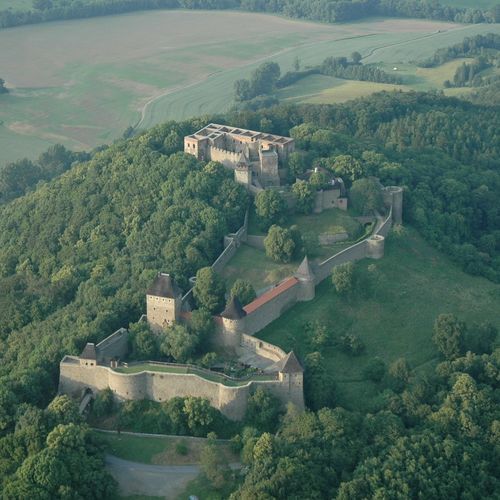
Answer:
[
  {"xmin": 1, "ymin": 11, "xmax": 498, "ymax": 165},
  {"xmin": 257, "ymin": 227, "xmax": 500, "ymax": 412}
]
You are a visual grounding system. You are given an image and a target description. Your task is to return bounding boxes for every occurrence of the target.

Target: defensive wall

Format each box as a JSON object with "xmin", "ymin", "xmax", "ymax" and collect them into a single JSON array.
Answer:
[
  {"xmin": 208, "ymin": 146, "xmax": 241, "ymax": 170},
  {"xmin": 95, "ymin": 328, "xmax": 129, "ymax": 364},
  {"xmin": 59, "ymin": 356, "xmax": 299, "ymax": 420},
  {"xmin": 59, "ymin": 179, "xmax": 402, "ymax": 420}
]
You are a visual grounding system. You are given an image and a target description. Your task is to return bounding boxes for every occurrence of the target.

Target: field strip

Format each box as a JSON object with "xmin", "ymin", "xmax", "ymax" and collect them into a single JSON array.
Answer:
[
  {"xmin": 361, "ymin": 23, "xmax": 472, "ymax": 61},
  {"xmin": 136, "ymin": 24, "xmax": 473, "ymax": 129},
  {"xmin": 135, "ymin": 33, "xmax": 379, "ymax": 130}
]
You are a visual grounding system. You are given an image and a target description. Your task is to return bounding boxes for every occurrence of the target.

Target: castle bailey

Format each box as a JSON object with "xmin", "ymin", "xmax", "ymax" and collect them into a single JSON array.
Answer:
[{"xmin": 59, "ymin": 125, "xmax": 403, "ymax": 421}]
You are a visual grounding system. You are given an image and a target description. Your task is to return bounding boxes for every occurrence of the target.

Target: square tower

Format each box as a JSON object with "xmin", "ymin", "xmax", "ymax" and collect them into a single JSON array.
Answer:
[{"xmin": 146, "ymin": 273, "xmax": 182, "ymax": 333}]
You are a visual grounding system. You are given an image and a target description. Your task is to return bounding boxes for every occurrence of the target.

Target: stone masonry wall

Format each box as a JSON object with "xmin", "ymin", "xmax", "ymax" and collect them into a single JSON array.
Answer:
[
  {"xmin": 209, "ymin": 146, "xmax": 239, "ymax": 169},
  {"xmin": 240, "ymin": 334, "xmax": 287, "ymax": 362},
  {"xmin": 245, "ymin": 281, "xmax": 300, "ymax": 335},
  {"xmin": 59, "ymin": 357, "xmax": 297, "ymax": 420},
  {"xmin": 96, "ymin": 328, "xmax": 129, "ymax": 363}
]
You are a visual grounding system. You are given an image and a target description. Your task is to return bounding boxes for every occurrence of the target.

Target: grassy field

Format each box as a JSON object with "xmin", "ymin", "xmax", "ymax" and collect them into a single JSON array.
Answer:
[
  {"xmin": 96, "ymin": 431, "xmax": 237, "ymax": 466},
  {"xmin": 277, "ymin": 56, "xmax": 485, "ymax": 104},
  {"xmin": 0, "ymin": 0, "xmax": 32, "ymax": 9},
  {"xmin": 257, "ymin": 227, "xmax": 500, "ymax": 412},
  {"xmin": 440, "ymin": 0, "xmax": 498, "ymax": 8},
  {"xmin": 2, "ymin": 11, "xmax": 498, "ymax": 165},
  {"xmin": 221, "ymin": 244, "xmax": 298, "ymax": 292}
]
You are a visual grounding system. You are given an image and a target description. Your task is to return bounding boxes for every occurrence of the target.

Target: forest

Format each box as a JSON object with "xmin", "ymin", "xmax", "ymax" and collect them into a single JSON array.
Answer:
[
  {"xmin": 0, "ymin": 0, "xmax": 499, "ymax": 29},
  {"xmin": 0, "ymin": 88, "xmax": 499, "ymax": 496}
]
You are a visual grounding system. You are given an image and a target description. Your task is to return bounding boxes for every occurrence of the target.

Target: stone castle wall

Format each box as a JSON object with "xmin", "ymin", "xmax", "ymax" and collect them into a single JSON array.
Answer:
[
  {"xmin": 59, "ymin": 357, "xmax": 301, "ymax": 420},
  {"xmin": 240, "ymin": 333, "xmax": 287, "ymax": 362},
  {"xmin": 209, "ymin": 146, "xmax": 240, "ymax": 169},
  {"xmin": 245, "ymin": 279, "xmax": 301, "ymax": 335},
  {"xmin": 96, "ymin": 328, "xmax": 129, "ymax": 363}
]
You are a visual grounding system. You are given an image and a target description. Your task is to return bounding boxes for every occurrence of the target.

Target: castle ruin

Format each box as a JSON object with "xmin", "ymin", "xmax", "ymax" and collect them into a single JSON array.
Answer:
[
  {"xmin": 184, "ymin": 123, "xmax": 295, "ymax": 188},
  {"xmin": 58, "ymin": 124, "xmax": 404, "ymax": 422}
]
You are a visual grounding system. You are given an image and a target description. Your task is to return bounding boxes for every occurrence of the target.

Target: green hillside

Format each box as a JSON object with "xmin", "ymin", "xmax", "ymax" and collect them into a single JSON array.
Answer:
[{"xmin": 258, "ymin": 227, "xmax": 500, "ymax": 411}]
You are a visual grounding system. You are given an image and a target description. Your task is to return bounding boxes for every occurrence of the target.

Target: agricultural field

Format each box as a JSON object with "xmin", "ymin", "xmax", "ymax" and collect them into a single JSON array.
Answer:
[
  {"xmin": 0, "ymin": 0, "xmax": 32, "ymax": 10},
  {"xmin": 1, "ymin": 10, "xmax": 499, "ymax": 166},
  {"xmin": 257, "ymin": 227, "xmax": 500, "ymax": 412},
  {"xmin": 440, "ymin": 0, "xmax": 498, "ymax": 8}
]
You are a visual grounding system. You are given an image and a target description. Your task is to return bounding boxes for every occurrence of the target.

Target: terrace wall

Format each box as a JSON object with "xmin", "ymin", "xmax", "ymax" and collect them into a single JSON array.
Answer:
[
  {"xmin": 59, "ymin": 357, "xmax": 294, "ymax": 420},
  {"xmin": 240, "ymin": 334, "xmax": 287, "ymax": 362}
]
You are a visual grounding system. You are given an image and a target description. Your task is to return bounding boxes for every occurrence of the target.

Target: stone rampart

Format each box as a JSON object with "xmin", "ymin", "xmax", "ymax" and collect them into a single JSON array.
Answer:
[
  {"xmin": 212, "ymin": 241, "xmax": 238, "ymax": 274},
  {"xmin": 240, "ymin": 334, "xmax": 287, "ymax": 362},
  {"xmin": 246, "ymin": 234, "xmax": 266, "ymax": 251},
  {"xmin": 314, "ymin": 240, "xmax": 369, "ymax": 283},
  {"xmin": 96, "ymin": 328, "xmax": 128, "ymax": 363},
  {"xmin": 245, "ymin": 278, "xmax": 300, "ymax": 335},
  {"xmin": 59, "ymin": 357, "xmax": 299, "ymax": 420},
  {"xmin": 375, "ymin": 207, "xmax": 393, "ymax": 237},
  {"xmin": 209, "ymin": 146, "xmax": 239, "ymax": 169}
]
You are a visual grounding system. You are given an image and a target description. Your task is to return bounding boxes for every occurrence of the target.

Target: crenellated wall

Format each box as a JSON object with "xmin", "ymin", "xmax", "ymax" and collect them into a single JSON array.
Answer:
[{"xmin": 209, "ymin": 146, "xmax": 240, "ymax": 169}]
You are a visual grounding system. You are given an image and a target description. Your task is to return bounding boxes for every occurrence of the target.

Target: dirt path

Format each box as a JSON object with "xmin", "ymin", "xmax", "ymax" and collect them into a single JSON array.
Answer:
[{"xmin": 105, "ymin": 454, "xmax": 200, "ymax": 499}]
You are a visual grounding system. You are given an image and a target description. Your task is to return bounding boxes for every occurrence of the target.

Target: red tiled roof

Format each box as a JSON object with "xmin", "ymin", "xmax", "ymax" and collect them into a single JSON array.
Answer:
[{"xmin": 243, "ymin": 277, "xmax": 298, "ymax": 315}]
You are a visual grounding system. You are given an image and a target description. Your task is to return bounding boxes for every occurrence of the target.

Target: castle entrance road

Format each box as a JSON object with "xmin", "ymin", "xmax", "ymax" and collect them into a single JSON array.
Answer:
[{"xmin": 105, "ymin": 454, "xmax": 200, "ymax": 499}]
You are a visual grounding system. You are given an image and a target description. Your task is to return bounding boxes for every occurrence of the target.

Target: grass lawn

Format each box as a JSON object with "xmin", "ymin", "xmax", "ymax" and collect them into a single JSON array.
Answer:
[
  {"xmin": 289, "ymin": 208, "xmax": 362, "ymax": 238},
  {"xmin": 257, "ymin": 226, "xmax": 500, "ymax": 412},
  {"xmin": 220, "ymin": 244, "xmax": 298, "ymax": 292},
  {"xmin": 96, "ymin": 431, "xmax": 237, "ymax": 466}
]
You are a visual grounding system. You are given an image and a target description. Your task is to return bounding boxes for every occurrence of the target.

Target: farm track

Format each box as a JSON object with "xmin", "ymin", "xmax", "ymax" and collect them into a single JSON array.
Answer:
[{"xmin": 136, "ymin": 24, "xmax": 471, "ymax": 130}]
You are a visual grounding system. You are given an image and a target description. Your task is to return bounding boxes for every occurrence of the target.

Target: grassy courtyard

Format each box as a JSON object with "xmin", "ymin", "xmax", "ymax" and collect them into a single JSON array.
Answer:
[
  {"xmin": 113, "ymin": 363, "xmax": 274, "ymax": 386},
  {"xmin": 257, "ymin": 226, "xmax": 500, "ymax": 412}
]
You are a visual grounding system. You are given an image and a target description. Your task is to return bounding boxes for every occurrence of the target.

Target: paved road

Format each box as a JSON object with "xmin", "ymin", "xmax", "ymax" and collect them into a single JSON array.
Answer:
[{"xmin": 105, "ymin": 455, "xmax": 200, "ymax": 499}]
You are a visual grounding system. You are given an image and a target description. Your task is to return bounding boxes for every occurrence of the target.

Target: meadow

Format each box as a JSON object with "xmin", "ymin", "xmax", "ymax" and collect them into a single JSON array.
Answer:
[
  {"xmin": 1, "ymin": 10, "xmax": 498, "ymax": 165},
  {"xmin": 257, "ymin": 227, "xmax": 500, "ymax": 412},
  {"xmin": 96, "ymin": 431, "xmax": 236, "ymax": 466}
]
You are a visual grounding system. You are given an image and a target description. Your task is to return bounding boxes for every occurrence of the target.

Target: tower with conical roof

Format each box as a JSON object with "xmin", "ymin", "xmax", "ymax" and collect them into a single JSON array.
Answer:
[
  {"xmin": 295, "ymin": 256, "xmax": 315, "ymax": 301},
  {"xmin": 146, "ymin": 273, "xmax": 183, "ymax": 333},
  {"xmin": 277, "ymin": 351, "xmax": 304, "ymax": 410},
  {"xmin": 220, "ymin": 295, "xmax": 247, "ymax": 338}
]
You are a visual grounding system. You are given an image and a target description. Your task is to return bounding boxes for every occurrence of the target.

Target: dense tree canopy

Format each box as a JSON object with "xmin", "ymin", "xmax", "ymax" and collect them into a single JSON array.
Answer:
[{"xmin": 1, "ymin": 0, "xmax": 497, "ymax": 30}]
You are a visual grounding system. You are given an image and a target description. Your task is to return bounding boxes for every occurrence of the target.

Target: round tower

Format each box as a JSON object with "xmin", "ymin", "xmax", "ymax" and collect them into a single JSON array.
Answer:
[
  {"xmin": 220, "ymin": 296, "xmax": 247, "ymax": 337},
  {"xmin": 384, "ymin": 186, "xmax": 403, "ymax": 225},
  {"xmin": 367, "ymin": 234, "xmax": 385, "ymax": 259},
  {"xmin": 295, "ymin": 256, "xmax": 315, "ymax": 301}
]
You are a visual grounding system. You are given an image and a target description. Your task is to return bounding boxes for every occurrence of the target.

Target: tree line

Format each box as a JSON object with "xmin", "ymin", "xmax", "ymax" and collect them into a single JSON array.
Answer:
[
  {"xmin": 419, "ymin": 32, "xmax": 500, "ymax": 68},
  {"xmin": 235, "ymin": 55, "xmax": 402, "ymax": 106},
  {"xmin": 1, "ymin": 0, "xmax": 499, "ymax": 30}
]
